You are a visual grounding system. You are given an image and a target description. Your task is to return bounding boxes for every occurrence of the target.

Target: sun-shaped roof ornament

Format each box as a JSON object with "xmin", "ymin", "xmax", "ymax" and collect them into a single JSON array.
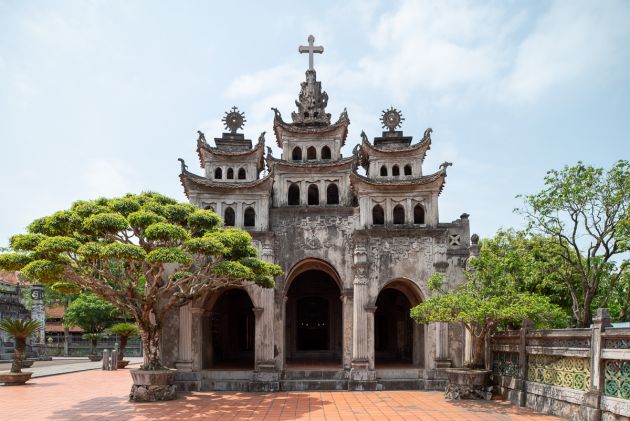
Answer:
[
  {"xmin": 222, "ymin": 106, "xmax": 246, "ymax": 134},
  {"xmin": 380, "ymin": 107, "xmax": 404, "ymax": 132}
]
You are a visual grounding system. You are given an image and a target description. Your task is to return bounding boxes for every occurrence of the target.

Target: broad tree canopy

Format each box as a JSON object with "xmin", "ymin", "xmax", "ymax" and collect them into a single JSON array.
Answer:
[{"xmin": 0, "ymin": 192, "xmax": 282, "ymax": 369}]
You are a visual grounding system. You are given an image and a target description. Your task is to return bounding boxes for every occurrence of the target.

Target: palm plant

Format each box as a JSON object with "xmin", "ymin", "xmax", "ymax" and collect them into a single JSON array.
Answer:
[
  {"xmin": 107, "ymin": 322, "xmax": 140, "ymax": 363},
  {"xmin": 81, "ymin": 332, "xmax": 102, "ymax": 356},
  {"xmin": 0, "ymin": 319, "xmax": 42, "ymax": 373}
]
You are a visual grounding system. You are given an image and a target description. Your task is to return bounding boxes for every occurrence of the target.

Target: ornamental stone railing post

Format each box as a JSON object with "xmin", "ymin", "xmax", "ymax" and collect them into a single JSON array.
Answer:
[
  {"xmin": 584, "ymin": 308, "xmax": 612, "ymax": 421},
  {"xmin": 516, "ymin": 319, "xmax": 533, "ymax": 406}
]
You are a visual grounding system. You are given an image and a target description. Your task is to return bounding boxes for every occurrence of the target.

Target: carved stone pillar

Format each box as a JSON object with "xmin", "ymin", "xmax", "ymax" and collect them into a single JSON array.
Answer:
[
  {"xmin": 350, "ymin": 245, "xmax": 376, "ymax": 390},
  {"xmin": 434, "ymin": 322, "xmax": 452, "ymax": 368},
  {"xmin": 190, "ymin": 307, "xmax": 204, "ymax": 371},
  {"xmin": 365, "ymin": 305, "xmax": 377, "ymax": 370},
  {"xmin": 175, "ymin": 303, "xmax": 193, "ymax": 371},
  {"xmin": 341, "ymin": 288, "xmax": 353, "ymax": 370}
]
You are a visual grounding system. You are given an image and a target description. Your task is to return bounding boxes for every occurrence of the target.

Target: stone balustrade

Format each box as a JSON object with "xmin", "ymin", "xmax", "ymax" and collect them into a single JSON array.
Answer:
[{"xmin": 490, "ymin": 309, "xmax": 630, "ymax": 421}]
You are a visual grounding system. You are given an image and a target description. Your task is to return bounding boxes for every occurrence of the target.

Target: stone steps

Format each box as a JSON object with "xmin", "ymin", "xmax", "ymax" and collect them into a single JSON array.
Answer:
[
  {"xmin": 280, "ymin": 379, "xmax": 349, "ymax": 391},
  {"xmin": 282, "ymin": 370, "xmax": 348, "ymax": 380},
  {"xmin": 201, "ymin": 379, "xmax": 252, "ymax": 391}
]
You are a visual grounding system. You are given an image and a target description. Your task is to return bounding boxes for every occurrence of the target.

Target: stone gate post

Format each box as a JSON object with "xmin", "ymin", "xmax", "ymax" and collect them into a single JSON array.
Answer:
[{"xmin": 584, "ymin": 308, "xmax": 612, "ymax": 421}]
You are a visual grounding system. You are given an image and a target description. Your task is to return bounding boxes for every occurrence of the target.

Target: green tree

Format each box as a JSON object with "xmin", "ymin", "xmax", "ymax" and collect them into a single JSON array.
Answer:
[
  {"xmin": 0, "ymin": 192, "xmax": 282, "ymax": 370},
  {"xmin": 517, "ymin": 160, "xmax": 629, "ymax": 327},
  {"xmin": 412, "ymin": 256, "xmax": 567, "ymax": 368},
  {"xmin": 64, "ymin": 293, "xmax": 117, "ymax": 333},
  {"xmin": 107, "ymin": 322, "xmax": 140, "ymax": 362}
]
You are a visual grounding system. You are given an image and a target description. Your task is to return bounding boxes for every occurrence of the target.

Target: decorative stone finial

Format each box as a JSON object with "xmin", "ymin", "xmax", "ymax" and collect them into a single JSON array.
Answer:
[
  {"xmin": 177, "ymin": 158, "xmax": 188, "ymax": 173},
  {"xmin": 471, "ymin": 234, "xmax": 479, "ymax": 245},
  {"xmin": 222, "ymin": 106, "xmax": 246, "ymax": 134},
  {"xmin": 381, "ymin": 107, "xmax": 405, "ymax": 132},
  {"xmin": 291, "ymin": 70, "xmax": 331, "ymax": 126},
  {"xmin": 440, "ymin": 161, "xmax": 453, "ymax": 170}
]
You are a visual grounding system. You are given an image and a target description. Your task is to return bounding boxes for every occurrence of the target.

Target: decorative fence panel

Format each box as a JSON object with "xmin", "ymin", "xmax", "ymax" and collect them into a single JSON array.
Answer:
[{"xmin": 490, "ymin": 309, "xmax": 630, "ymax": 421}]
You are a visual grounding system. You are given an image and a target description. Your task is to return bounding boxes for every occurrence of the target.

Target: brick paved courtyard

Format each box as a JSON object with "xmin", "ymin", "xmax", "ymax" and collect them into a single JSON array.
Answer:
[{"xmin": 0, "ymin": 369, "xmax": 562, "ymax": 421}]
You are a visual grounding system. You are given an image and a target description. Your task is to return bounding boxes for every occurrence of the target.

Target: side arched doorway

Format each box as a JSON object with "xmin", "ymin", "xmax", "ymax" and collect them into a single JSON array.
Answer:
[
  {"xmin": 374, "ymin": 280, "xmax": 424, "ymax": 367},
  {"xmin": 285, "ymin": 264, "xmax": 343, "ymax": 368},
  {"xmin": 205, "ymin": 289, "xmax": 255, "ymax": 369}
]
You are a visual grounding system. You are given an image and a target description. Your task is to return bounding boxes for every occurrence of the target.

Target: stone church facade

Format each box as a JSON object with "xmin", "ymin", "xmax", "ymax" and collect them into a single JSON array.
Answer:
[{"xmin": 163, "ymin": 37, "xmax": 477, "ymax": 391}]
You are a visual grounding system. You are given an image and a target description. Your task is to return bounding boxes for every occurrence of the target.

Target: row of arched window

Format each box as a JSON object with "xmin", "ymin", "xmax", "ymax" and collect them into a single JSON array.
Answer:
[
  {"xmin": 379, "ymin": 164, "xmax": 413, "ymax": 177},
  {"xmin": 214, "ymin": 167, "xmax": 247, "ymax": 180},
  {"xmin": 205, "ymin": 205, "xmax": 256, "ymax": 227},
  {"xmin": 292, "ymin": 145, "xmax": 332, "ymax": 161},
  {"xmin": 287, "ymin": 183, "xmax": 339, "ymax": 205},
  {"xmin": 372, "ymin": 204, "xmax": 425, "ymax": 225}
]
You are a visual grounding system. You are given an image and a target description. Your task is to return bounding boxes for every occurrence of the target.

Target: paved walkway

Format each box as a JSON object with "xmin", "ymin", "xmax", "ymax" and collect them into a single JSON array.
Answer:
[
  {"xmin": 0, "ymin": 357, "xmax": 143, "ymax": 377},
  {"xmin": 0, "ymin": 368, "xmax": 561, "ymax": 421}
]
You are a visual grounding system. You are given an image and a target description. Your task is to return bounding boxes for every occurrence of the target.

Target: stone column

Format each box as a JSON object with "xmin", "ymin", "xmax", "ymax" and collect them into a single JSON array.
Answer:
[
  {"xmin": 584, "ymin": 308, "xmax": 612, "ymax": 421},
  {"xmin": 365, "ymin": 305, "xmax": 377, "ymax": 370},
  {"xmin": 175, "ymin": 303, "xmax": 193, "ymax": 371},
  {"xmin": 341, "ymin": 289, "xmax": 353, "ymax": 370},
  {"xmin": 190, "ymin": 307, "xmax": 204, "ymax": 371},
  {"xmin": 256, "ymin": 242, "xmax": 276, "ymax": 371},
  {"xmin": 30, "ymin": 285, "xmax": 45, "ymax": 344},
  {"xmin": 350, "ymin": 245, "xmax": 376, "ymax": 389},
  {"xmin": 434, "ymin": 322, "xmax": 451, "ymax": 368}
]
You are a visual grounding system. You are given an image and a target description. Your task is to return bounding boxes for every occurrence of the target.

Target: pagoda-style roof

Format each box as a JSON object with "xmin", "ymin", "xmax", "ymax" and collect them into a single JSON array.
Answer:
[
  {"xmin": 266, "ymin": 155, "xmax": 354, "ymax": 171},
  {"xmin": 179, "ymin": 168, "xmax": 273, "ymax": 198},
  {"xmin": 196, "ymin": 132, "xmax": 266, "ymax": 172},
  {"xmin": 358, "ymin": 129, "xmax": 432, "ymax": 170},
  {"xmin": 272, "ymin": 108, "xmax": 350, "ymax": 147},
  {"xmin": 350, "ymin": 164, "xmax": 449, "ymax": 195}
]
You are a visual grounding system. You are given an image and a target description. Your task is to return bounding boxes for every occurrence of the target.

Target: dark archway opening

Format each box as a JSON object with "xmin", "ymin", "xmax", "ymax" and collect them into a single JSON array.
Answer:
[
  {"xmin": 226, "ymin": 168, "xmax": 234, "ymax": 179},
  {"xmin": 393, "ymin": 205, "xmax": 405, "ymax": 225},
  {"xmin": 414, "ymin": 204, "xmax": 425, "ymax": 224},
  {"xmin": 208, "ymin": 289, "xmax": 254, "ymax": 369},
  {"xmin": 308, "ymin": 184, "xmax": 319, "ymax": 205},
  {"xmin": 214, "ymin": 168, "xmax": 222, "ymax": 179},
  {"xmin": 288, "ymin": 183, "xmax": 300, "ymax": 205},
  {"xmin": 292, "ymin": 147, "xmax": 302, "ymax": 161},
  {"xmin": 224, "ymin": 207, "xmax": 235, "ymax": 226},
  {"xmin": 404, "ymin": 164, "xmax": 412, "ymax": 176},
  {"xmin": 375, "ymin": 288, "xmax": 413, "ymax": 365},
  {"xmin": 380, "ymin": 165, "xmax": 388, "ymax": 176},
  {"xmin": 307, "ymin": 146, "xmax": 317, "ymax": 160},
  {"xmin": 392, "ymin": 165, "xmax": 400, "ymax": 177},
  {"xmin": 243, "ymin": 207, "xmax": 255, "ymax": 227},
  {"xmin": 286, "ymin": 269, "xmax": 342, "ymax": 366},
  {"xmin": 326, "ymin": 183, "xmax": 339, "ymax": 205},
  {"xmin": 373, "ymin": 205, "xmax": 384, "ymax": 225},
  {"xmin": 321, "ymin": 146, "xmax": 331, "ymax": 160},
  {"xmin": 238, "ymin": 168, "xmax": 246, "ymax": 179}
]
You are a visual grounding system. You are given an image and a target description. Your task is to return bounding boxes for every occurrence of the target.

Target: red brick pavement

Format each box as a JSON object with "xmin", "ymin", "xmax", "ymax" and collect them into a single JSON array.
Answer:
[{"xmin": 0, "ymin": 369, "xmax": 562, "ymax": 420}]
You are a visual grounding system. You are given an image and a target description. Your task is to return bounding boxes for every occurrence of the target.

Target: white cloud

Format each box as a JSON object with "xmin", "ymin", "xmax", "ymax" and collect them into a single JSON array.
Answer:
[{"xmin": 83, "ymin": 159, "xmax": 134, "ymax": 198}]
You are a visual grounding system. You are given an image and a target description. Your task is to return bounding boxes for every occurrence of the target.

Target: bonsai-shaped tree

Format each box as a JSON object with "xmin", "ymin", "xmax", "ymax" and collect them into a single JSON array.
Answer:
[
  {"xmin": 412, "ymin": 234, "xmax": 567, "ymax": 368},
  {"xmin": 64, "ymin": 293, "xmax": 117, "ymax": 356},
  {"xmin": 107, "ymin": 322, "xmax": 140, "ymax": 365},
  {"xmin": 0, "ymin": 319, "xmax": 42, "ymax": 373},
  {"xmin": 0, "ymin": 192, "xmax": 282, "ymax": 371}
]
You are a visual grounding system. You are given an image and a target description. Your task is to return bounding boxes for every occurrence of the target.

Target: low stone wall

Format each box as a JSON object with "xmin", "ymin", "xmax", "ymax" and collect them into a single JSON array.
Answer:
[{"xmin": 490, "ymin": 309, "xmax": 630, "ymax": 421}]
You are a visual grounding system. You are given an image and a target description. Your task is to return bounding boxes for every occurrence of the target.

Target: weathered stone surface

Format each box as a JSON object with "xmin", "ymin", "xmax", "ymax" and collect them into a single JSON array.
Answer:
[{"xmin": 129, "ymin": 384, "xmax": 177, "ymax": 402}]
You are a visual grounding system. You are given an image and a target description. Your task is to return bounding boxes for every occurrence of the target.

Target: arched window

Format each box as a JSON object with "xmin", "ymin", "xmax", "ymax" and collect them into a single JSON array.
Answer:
[
  {"xmin": 214, "ymin": 168, "xmax": 223, "ymax": 179},
  {"xmin": 292, "ymin": 147, "xmax": 302, "ymax": 161},
  {"xmin": 204, "ymin": 205, "xmax": 215, "ymax": 212},
  {"xmin": 404, "ymin": 165, "xmax": 412, "ymax": 176},
  {"xmin": 372, "ymin": 205, "xmax": 384, "ymax": 225},
  {"xmin": 238, "ymin": 168, "xmax": 246, "ymax": 179},
  {"xmin": 393, "ymin": 205, "xmax": 405, "ymax": 225},
  {"xmin": 308, "ymin": 184, "xmax": 319, "ymax": 205},
  {"xmin": 288, "ymin": 183, "xmax": 300, "ymax": 205},
  {"xmin": 224, "ymin": 207, "xmax": 235, "ymax": 226},
  {"xmin": 380, "ymin": 165, "xmax": 388, "ymax": 176},
  {"xmin": 414, "ymin": 204, "xmax": 425, "ymax": 224},
  {"xmin": 307, "ymin": 146, "xmax": 317, "ymax": 160},
  {"xmin": 243, "ymin": 207, "xmax": 256, "ymax": 227},
  {"xmin": 392, "ymin": 165, "xmax": 400, "ymax": 177},
  {"xmin": 321, "ymin": 146, "xmax": 331, "ymax": 160},
  {"xmin": 326, "ymin": 183, "xmax": 339, "ymax": 205},
  {"xmin": 226, "ymin": 168, "xmax": 234, "ymax": 179}
]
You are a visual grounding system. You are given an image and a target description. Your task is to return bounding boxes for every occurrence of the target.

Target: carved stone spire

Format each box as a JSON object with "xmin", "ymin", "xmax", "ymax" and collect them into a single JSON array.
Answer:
[{"xmin": 292, "ymin": 36, "xmax": 331, "ymax": 126}]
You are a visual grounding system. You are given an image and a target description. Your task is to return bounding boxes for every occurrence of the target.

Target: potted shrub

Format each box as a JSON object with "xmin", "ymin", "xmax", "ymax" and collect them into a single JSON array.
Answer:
[
  {"xmin": 0, "ymin": 319, "xmax": 42, "ymax": 385},
  {"xmin": 107, "ymin": 322, "xmax": 140, "ymax": 368},
  {"xmin": 0, "ymin": 192, "xmax": 281, "ymax": 401},
  {"xmin": 82, "ymin": 333, "xmax": 103, "ymax": 361},
  {"xmin": 412, "ymin": 234, "xmax": 567, "ymax": 400}
]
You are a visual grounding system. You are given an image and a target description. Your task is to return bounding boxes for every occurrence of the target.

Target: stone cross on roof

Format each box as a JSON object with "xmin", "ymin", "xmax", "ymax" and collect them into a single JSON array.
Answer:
[{"xmin": 298, "ymin": 35, "xmax": 323, "ymax": 71}]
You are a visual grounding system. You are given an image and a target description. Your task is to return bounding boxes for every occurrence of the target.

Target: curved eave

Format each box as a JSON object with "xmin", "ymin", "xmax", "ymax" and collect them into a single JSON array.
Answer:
[
  {"xmin": 273, "ymin": 114, "xmax": 350, "ymax": 147},
  {"xmin": 350, "ymin": 167, "xmax": 448, "ymax": 195},
  {"xmin": 180, "ymin": 169, "xmax": 273, "ymax": 198},
  {"xmin": 359, "ymin": 133, "xmax": 431, "ymax": 169},
  {"xmin": 196, "ymin": 139, "xmax": 265, "ymax": 172},
  {"xmin": 266, "ymin": 156, "xmax": 354, "ymax": 171}
]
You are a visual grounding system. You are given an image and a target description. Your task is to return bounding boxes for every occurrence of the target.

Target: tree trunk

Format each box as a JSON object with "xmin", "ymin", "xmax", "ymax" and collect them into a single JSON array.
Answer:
[
  {"xmin": 11, "ymin": 337, "xmax": 26, "ymax": 374},
  {"xmin": 90, "ymin": 338, "xmax": 97, "ymax": 356},
  {"xmin": 139, "ymin": 322, "xmax": 162, "ymax": 370},
  {"xmin": 119, "ymin": 335, "xmax": 128, "ymax": 362},
  {"xmin": 471, "ymin": 334, "xmax": 486, "ymax": 369}
]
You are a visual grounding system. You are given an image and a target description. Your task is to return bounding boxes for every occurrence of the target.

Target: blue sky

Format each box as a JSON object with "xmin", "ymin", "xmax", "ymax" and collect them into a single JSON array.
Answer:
[{"xmin": 1, "ymin": 0, "xmax": 629, "ymax": 246}]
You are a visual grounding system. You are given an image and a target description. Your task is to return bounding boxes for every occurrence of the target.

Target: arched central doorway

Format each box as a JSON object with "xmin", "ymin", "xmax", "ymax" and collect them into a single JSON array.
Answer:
[
  {"xmin": 374, "ymin": 280, "xmax": 424, "ymax": 367},
  {"xmin": 206, "ymin": 289, "xmax": 254, "ymax": 369},
  {"xmin": 285, "ymin": 266, "xmax": 342, "ymax": 367}
]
